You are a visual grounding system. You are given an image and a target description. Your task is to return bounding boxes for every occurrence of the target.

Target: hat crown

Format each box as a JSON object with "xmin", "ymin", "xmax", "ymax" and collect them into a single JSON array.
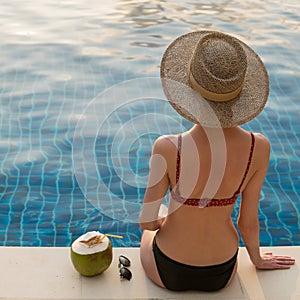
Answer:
[{"xmin": 190, "ymin": 32, "xmax": 247, "ymax": 97}]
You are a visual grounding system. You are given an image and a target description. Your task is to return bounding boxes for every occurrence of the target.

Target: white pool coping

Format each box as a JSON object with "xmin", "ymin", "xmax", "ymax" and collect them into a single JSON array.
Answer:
[{"xmin": 0, "ymin": 246, "xmax": 299, "ymax": 299}]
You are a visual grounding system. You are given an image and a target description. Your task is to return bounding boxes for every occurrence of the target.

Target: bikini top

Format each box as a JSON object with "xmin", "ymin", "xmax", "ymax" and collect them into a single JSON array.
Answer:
[{"xmin": 170, "ymin": 132, "xmax": 255, "ymax": 207}]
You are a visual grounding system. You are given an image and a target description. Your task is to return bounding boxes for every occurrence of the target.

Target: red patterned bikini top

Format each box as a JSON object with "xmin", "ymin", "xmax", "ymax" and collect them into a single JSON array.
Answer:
[{"xmin": 170, "ymin": 132, "xmax": 255, "ymax": 207}]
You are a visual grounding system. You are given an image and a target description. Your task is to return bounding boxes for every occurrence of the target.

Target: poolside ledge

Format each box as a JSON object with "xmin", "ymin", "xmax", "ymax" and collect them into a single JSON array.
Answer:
[{"xmin": 0, "ymin": 246, "xmax": 299, "ymax": 299}]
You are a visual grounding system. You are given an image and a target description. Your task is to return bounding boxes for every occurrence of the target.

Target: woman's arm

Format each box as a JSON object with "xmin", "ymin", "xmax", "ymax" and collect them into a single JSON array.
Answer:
[
  {"xmin": 238, "ymin": 134, "xmax": 295, "ymax": 269},
  {"xmin": 139, "ymin": 136, "xmax": 171, "ymax": 231}
]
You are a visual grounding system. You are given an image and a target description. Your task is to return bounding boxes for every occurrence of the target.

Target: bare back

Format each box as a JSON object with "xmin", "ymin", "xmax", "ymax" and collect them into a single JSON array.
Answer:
[{"xmin": 155, "ymin": 125, "xmax": 257, "ymax": 266}]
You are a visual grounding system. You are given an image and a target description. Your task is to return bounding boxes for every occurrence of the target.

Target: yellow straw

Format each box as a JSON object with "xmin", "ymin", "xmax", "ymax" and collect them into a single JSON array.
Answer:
[{"xmin": 104, "ymin": 234, "xmax": 123, "ymax": 239}]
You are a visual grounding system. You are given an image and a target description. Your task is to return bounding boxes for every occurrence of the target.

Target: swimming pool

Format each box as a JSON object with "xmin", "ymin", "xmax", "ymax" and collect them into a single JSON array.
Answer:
[{"xmin": 0, "ymin": 0, "xmax": 299, "ymax": 247}]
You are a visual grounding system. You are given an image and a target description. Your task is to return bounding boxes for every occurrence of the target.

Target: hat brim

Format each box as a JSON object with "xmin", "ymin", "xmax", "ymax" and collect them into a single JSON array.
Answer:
[{"xmin": 160, "ymin": 31, "xmax": 269, "ymax": 128}]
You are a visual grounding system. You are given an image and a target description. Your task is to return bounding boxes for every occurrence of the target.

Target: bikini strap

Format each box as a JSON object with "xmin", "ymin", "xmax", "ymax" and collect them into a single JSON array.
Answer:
[
  {"xmin": 236, "ymin": 132, "xmax": 255, "ymax": 194},
  {"xmin": 175, "ymin": 134, "xmax": 182, "ymax": 184}
]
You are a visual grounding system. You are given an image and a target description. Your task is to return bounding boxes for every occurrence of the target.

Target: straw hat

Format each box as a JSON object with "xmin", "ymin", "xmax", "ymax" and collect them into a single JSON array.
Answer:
[{"xmin": 160, "ymin": 31, "xmax": 269, "ymax": 128}]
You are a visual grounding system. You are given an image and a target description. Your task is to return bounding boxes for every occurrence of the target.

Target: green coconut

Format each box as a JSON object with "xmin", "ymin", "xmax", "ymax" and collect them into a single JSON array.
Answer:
[{"xmin": 70, "ymin": 231, "xmax": 113, "ymax": 276}]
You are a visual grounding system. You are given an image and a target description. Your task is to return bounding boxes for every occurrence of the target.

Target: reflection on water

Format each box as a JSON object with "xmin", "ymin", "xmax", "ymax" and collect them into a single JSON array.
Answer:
[{"xmin": 0, "ymin": 0, "xmax": 299, "ymax": 246}]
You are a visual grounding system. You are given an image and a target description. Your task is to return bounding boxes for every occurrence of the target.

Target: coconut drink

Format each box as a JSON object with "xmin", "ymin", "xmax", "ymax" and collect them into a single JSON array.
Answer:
[{"xmin": 71, "ymin": 231, "xmax": 113, "ymax": 276}]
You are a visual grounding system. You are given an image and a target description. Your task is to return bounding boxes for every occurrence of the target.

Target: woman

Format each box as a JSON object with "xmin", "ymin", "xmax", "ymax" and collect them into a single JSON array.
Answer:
[{"xmin": 139, "ymin": 31, "xmax": 295, "ymax": 292}]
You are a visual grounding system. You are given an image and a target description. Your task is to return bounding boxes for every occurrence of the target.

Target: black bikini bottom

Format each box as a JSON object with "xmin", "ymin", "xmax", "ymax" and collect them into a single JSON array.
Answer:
[{"xmin": 152, "ymin": 236, "xmax": 238, "ymax": 292}]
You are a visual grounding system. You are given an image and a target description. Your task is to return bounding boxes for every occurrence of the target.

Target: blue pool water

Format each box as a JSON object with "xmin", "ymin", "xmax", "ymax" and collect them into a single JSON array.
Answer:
[{"xmin": 0, "ymin": 0, "xmax": 299, "ymax": 247}]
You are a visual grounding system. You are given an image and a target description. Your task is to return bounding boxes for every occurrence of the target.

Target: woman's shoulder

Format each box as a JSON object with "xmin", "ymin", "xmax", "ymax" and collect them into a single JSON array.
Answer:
[
  {"xmin": 251, "ymin": 132, "xmax": 270, "ymax": 166},
  {"xmin": 252, "ymin": 132, "xmax": 270, "ymax": 151},
  {"xmin": 152, "ymin": 134, "xmax": 180, "ymax": 155}
]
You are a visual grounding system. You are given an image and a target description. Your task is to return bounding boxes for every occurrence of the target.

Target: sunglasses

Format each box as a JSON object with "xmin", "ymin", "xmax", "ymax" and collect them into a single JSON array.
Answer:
[{"xmin": 118, "ymin": 255, "xmax": 132, "ymax": 280}]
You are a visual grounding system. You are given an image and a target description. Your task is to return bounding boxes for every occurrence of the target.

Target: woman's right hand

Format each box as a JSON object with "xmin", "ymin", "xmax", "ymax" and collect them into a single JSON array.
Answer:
[{"xmin": 255, "ymin": 252, "xmax": 295, "ymax": 270}]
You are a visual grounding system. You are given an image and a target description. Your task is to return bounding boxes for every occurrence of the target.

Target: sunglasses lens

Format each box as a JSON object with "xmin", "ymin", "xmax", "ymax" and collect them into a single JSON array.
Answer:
[
  {"xmin": 119, "ymin": 255, "xmax": 131, "ymax": 267},
  {"xmin": 120, "ymin": 267, "xmax": 132, "ymax": 280}
]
